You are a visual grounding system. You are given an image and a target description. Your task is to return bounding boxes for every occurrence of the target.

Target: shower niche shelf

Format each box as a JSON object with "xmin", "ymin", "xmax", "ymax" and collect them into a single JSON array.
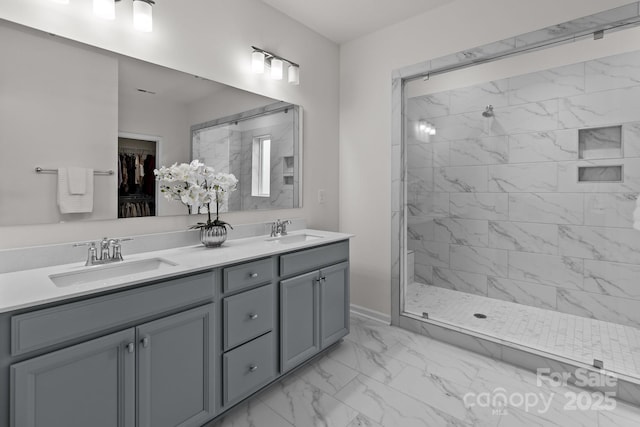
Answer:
[
  {"xmin": 578, "ymin": 165, "xmax": 623, "ymax": 183},
  {"xmin": 578, "ymin": 125, "xmax": 622, "ymax": 159},
  {"xmin": 283, "ymin": 156, "xmax": 294, "ymax": 186}
]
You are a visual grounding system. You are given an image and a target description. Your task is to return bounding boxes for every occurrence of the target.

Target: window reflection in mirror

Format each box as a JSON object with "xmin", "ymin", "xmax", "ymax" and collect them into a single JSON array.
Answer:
[{"xmin": 252, "ymin": 136, "xmax": 271, "ymax": 198}]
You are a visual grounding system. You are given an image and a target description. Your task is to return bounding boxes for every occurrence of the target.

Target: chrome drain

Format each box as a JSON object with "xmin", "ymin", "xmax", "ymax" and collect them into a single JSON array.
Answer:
[{"xmin": 473, "ymin": 313, "xmax": 487, "ymax": 319}]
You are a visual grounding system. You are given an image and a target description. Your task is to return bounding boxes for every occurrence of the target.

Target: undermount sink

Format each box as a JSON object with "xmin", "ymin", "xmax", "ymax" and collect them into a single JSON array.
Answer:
[
  {"xmin": 49, "ymin": 258, "xmax": 178, "ymax": 287},
  {"xmin": 265, "ymin": 233, "xmax": 323, "ymax": 244}
]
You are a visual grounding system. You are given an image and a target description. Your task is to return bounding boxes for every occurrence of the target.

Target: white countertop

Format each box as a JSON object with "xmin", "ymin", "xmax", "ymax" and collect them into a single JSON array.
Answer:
[{"xmin": 0, "ymin": 229, "xmax": 353, "ymax": 314}]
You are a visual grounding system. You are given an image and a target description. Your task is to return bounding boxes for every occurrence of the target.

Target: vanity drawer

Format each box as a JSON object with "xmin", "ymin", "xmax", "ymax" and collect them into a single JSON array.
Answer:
[
  {"xmin": 223, "ymin": 332, "xmax": 276, "ymax": 405},
  {"xmin": 223, "ymin": 258, "xmax": 272, "ymax": 293},
  {"xmin": 11, "ymin": 271, "xmax": 215, "ymax": 356},
  {"xmin": 223, "ymin": 284, "xmax": 274, "ymax": 350},
  {"xmin": 280, "ymin": 241, "xmax": 349, "ymax": 277}
]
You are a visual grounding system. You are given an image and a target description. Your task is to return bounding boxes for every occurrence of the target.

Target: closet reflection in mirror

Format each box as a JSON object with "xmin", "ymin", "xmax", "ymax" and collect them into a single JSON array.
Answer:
[{"xmin": 0, "ymin": 19, "xmax": 302, "ymax": 226}]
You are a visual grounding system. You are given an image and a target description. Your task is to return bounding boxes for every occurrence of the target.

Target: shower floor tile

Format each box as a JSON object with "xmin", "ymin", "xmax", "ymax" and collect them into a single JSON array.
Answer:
[{"xmin": 405, "ymin": 282, "xmax": 640, "ymax": 379}]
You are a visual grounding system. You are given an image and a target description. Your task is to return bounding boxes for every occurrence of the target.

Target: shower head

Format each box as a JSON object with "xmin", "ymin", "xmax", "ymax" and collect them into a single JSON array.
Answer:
[{"xmin": 482, "ymin": 105, "xmax": 494, "ymax": 118}]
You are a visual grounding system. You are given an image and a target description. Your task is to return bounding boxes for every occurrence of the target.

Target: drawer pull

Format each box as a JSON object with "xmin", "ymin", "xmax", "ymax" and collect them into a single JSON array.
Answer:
[
  {"xmin": 249, "ymin": 272, "xmax": 259, "ymax": 278},
  {"xmin": 248, "ymin": 313, "xmax": 259, "ymax": 320},
  {"xmin": 248, "ymin": 365, "xmax": 258, "ymax": 372}
]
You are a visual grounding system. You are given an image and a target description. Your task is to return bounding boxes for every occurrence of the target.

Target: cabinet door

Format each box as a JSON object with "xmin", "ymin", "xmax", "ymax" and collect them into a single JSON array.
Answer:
[
  {"xmin": 280, "ymin": 270, "xmax": 320, "ymax": 373},
  {"xmin": 10, "ymin": 329, "xmax": 135, "ymax": 427},
  {"xmin": 319, "ymin": 262, "xmax": 350, "ymax": 348},
  {"xmin": 137, "ymin": 304, "xmax": 215, "ymax": 427}
]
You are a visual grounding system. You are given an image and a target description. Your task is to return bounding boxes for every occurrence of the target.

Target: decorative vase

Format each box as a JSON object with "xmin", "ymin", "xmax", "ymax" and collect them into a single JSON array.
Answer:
[{"xmin": 200, "ymin": 226, "xmax": 227, "ymax": 247}]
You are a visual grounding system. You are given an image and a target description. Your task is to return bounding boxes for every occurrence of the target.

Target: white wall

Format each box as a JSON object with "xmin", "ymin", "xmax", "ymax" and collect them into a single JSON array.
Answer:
[
  {"xmin": 0, "ymin": 24, "xmax": 118, "ymax": 226},
  {"xmin": 0, "ymin": 0, "xmax": 339, "ymax": 248},
  {"xmin": 339, "ymin": 0, "xmax": 634, "ymax": 316}
]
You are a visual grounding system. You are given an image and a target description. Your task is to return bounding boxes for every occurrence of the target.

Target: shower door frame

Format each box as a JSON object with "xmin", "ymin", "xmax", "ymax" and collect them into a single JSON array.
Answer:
[{"xmin": 390, "ymin": 2, "xmax": 640, "ymax": 372}]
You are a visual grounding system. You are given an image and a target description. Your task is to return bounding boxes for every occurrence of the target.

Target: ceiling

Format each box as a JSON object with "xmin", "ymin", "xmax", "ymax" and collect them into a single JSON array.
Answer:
[
  {"xmin": 261, "ymin": 0, "xmax": 453, "ymax": 44},
  {"xmin": 118, "ymin": 55, "xmax": 228, "ymax": 105}
]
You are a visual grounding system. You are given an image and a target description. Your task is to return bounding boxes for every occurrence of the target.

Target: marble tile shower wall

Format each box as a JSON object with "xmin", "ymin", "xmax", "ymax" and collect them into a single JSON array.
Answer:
[{"xmin": 406, "ymin": 49, "xmax": 640, "ymax": 329}]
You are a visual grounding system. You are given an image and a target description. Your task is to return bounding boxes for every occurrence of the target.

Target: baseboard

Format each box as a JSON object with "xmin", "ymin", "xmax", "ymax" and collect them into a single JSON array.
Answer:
[{"xmin": 350, "ymin": 304, "xmax": 391, "ymax": 325}]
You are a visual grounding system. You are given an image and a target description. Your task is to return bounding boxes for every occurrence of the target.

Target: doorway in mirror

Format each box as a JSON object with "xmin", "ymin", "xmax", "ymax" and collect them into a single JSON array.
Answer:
[{"xmin": 117, "ymin": 135, "xmax": 158, "ymax": 218}]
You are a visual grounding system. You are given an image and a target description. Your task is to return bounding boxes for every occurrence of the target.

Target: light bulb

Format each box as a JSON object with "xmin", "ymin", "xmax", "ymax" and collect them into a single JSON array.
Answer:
[
  {"xmin": 93, "ymin": 0, "xmax": 115, "ymax": 20},
  {"xmin": 252, "ymin": 51, "xmax": 265, "ymax": 74},
  {"xmin": 419, "ymin": 121, "xmax": 427, "ymax": 132},
  {"xmin": 288, "ymin": 65, "xmax": 300, "ymax": 85},
  {"xmin": 429, "ymin": 128, "xmax": 436, "ymax": 136},
  {"xmin": 270, "ymin": 58, "xmax": 283, "ymax": 80},
  {"xmin": 133, "ymin": 0, "xmax": 153, "ymax": 32}
]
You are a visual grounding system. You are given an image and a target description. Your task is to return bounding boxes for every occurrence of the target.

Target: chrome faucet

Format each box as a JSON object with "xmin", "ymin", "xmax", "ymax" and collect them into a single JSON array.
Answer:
[
  {"xmin": 74, "ymin": 237, "xmax": 132, "ymax": 266},
  {"xmin": 270, "ymin": 219, "xmax": 292, "ymax": 237}
]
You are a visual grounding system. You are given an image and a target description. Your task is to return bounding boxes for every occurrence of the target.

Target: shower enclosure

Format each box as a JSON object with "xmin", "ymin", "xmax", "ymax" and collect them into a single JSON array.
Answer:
[{"xmin": 394, "ymin": 3, "xmax": 640, "ymax": 385}]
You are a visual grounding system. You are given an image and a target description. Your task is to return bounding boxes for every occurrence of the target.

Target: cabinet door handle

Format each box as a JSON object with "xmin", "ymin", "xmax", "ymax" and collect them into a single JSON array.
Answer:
[
  {"xmin": 126, "ymin": 342, "xmax": 135, "ymax": 353},
  {"xmin": 141, "ymin": 336, "xmax": 150, "ymax": 348},
  {"xmin": 248, "ymin": 365, "xmax": 258, "ymax": 372},
  {"xmin": 248, "ymin": 313, "xmax": 259, "ymax": 320},
  {"xmin": 320, "ymin": 276, "xmax": 327, "ymax": 282},
  {"xmin": 249, "ymin": 272, "xmax": 258, "ymax": 278}
]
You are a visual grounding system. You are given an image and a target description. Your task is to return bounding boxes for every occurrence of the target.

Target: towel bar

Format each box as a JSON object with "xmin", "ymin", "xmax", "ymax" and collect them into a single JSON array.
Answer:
[{"xmin": 35, "ymin": 167, "xmax": 114, "ymax": 176}]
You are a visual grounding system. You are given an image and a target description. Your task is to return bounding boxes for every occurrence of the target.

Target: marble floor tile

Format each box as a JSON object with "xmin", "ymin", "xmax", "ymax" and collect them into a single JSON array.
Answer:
[
  {"xmin": 293, "ymin": 354, "xmax": 359, "ymax": 395},
  {"xmin": 388, "ymin": 364, "xmax": 497, "ymax": 425},
  {"xmin": 345, "ymin": 315, "xmax": 403, "ymax": 353},
  {"xmin": 345, "ymin": 413, "xmax": 384, "ymax": 427},
  {"xmin": 334, "ymin": 374, "xmax": 475, "ymax": 427},
  {"xmin": 598, "ymin": 401, "xmax": 640, "ymax": 427},
  {"xmin": 259, "ymin": 374, "xmax": 358, "ymax": 427},
  {"xmin": 326, "ymin": 339, "xmax": 406, "ymax": 385},
  {"xmin": 496, "ymin": 406, "xmax": 597, "ymax": 427},
  {"xmin": 209, "ymin": 400, "xmax": 294, "ymax": 427},
  {"xmin": 208, "ymin": 313, "xmax": 640, "ymax": 427}
]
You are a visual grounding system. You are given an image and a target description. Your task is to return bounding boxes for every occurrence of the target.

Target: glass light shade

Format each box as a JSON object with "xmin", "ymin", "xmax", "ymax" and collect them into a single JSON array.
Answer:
[
  {"xmin": 252, "ymin": 51, "xmax": 265, "ymax": 74},
  {"xmin": 418, "ymin": 120, "xmax": 427, "ymax": 131},
  {"xmin": 429, "ymin": 128, "xmax": 437, "ymax": 136},
  {"xmin": 270, "ymin": 58, "xmax": 283, "ymax": 80},
  {"xmin": 288, "ymin": 65, "xmax": 300, "ymax": 85},
  {"xmin": 93, "ymin": 0, "xmax": 115, "ymax": 20},
  {"xmin": 133, "ymin": 0, "xmax": 153, "ymax": 32}
]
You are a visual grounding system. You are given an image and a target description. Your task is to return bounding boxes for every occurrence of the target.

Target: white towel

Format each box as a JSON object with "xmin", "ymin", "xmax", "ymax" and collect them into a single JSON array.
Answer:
[
  {"xmin": 67, "ymin": 167, "xmax": 87, "ymax": 195},
  {"xmin": 57, "ymin": 168, "xmax": 94, "ymax": 213}
]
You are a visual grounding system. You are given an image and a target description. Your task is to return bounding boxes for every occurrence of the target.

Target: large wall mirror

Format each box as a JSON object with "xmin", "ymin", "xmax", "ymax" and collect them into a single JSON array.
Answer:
[{"xmin": 0, "ymin": 19, "xmax": 302, "ymax": 226}]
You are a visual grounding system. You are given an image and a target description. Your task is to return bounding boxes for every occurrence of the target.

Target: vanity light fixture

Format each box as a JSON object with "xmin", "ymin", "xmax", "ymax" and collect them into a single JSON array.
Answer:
[
  {"xmin": 288, "ymin": 64, "xmax": 300, "ymax": 85},
  {"xmin": 133, "ymin": 0, "xmax": 154, "ymax": 32},
  {"xmin": 252, "ymin": 51, "xmax": 266, "ymax": 74},
  {"xmin": 251, "ymin": 46, "xmax": 300, "ymax": 85},
  {"xmin": 89, "ymin": 0, "xmax": 155, "ymax": 32},
  {"xmin": 271, "ymin": 58, "xmax": 284, "ymax": 80}
]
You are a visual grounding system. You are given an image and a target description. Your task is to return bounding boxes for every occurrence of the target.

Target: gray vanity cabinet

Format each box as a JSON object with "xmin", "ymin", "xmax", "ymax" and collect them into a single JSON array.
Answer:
[
  {"xmin": 10, "ymin": 329, "xmax": 136, "ymax": 427},
  {"xmin": 319, "ymin": 261, "xmax": 350, "ymax": 348},
  {"xmin": 3, "ymin": 239, "xmax": 350, "ymax": 427},
  {"xmin": 280, "ymin": 270, "xmax": 321, "ymax": 372},
  {"xmin": 220, "ymin": 258, "xmax": 277, "ymax": 408},
  {"xmin": 10, "ymin": 304, "xmax": 215, "ymax": 427},
  {"xmin": 280, "ymin": 241, "xmax": 350, "ymax": 373},
  {"xmin": 137, "ymin": 304, "xmax": 216, "ymax": 427}
]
